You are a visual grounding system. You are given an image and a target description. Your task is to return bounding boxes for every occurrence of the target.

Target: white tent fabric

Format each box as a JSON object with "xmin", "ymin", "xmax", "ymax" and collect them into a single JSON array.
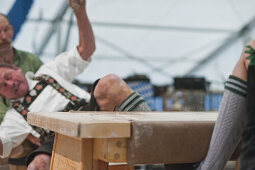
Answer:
[{"xmin": 1, "ymin": 0, "xmax": 255, "ymax": 90}]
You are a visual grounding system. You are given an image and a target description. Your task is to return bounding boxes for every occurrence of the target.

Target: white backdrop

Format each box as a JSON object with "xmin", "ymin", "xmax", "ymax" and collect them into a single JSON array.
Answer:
[{"xmin": 1, "ymin": 0, "xmax": 255, "ymax": 90}]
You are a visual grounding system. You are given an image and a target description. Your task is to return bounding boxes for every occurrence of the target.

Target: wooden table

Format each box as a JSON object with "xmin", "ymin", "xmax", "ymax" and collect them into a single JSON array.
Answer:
[{"xmin": 27, "ymin": 111, "xmax": 219, "ymax": 170}]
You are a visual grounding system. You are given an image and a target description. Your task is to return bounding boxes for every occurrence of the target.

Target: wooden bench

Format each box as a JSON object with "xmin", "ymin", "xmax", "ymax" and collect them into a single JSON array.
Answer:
[{"xmin": 27, "ymin": 111, "xmax": 238, "ymax": 170}]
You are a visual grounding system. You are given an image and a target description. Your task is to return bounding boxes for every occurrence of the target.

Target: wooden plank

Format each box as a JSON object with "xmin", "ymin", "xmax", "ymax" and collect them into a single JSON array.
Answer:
[
  {"xmin": 50, "ymin": 133, "xmax": 93, "ymax": 170},
  {"xmin": 80, "ymin": 123, "xmax": 130, "ymax": 138},
  {"xmin": 27, "ymin": 111, "xmax": 218, "ymax": 138},
  {"xmin": 27, "ymin": 112, "xmax": 80, "ymax": 137},
  {"xmin": 27, "ymin": 112, "xmax": 131, "ymax": 138},
  {"xmin": 81, "ymin": 138, "xmax": 93, "ymax": 170},
  {"xmin": 94, "ymin": 138, "xmax": 127, "ymax": 162},
  {"xmin": 93, "ymin": 159, "xmax": 108, "ymax": 170},
  {"xmin": 51, "ymin": 153, "xmax": 81, "ymax": 170},
  {"xmin": 50, "ymin": 133, "xmax": 58, "ymax": 170},
  {"xmin": 235, "ymin": 161, "xmax": 239, "ymax": 170}
]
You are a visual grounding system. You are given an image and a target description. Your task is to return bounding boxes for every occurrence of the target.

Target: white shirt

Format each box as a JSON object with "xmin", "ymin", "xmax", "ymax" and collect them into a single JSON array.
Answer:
[{"xmin": 0, "ymin": 47, "xmax": 91, "ymax": 158}]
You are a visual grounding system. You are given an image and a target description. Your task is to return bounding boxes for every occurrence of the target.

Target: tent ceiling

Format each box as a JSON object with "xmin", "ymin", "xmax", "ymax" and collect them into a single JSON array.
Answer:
[{"xmin": 1, "ymin": 0, "xmax": 255, "ymax": 90}]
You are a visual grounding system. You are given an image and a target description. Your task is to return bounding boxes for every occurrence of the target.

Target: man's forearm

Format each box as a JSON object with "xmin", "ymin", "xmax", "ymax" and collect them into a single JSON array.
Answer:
[
  {"xmin": 70, "ymin": 0, "xmax": 95, "ymax": 61},
  {"xmin": 76, "ymin": 11, "xmax": 95, "ymax": 61}
]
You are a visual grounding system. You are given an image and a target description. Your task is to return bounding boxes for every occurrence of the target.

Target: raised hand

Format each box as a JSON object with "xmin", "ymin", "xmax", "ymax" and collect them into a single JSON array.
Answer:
[{"xmin": 68, "ymin": 0, "xmax": 85, "ymax": 11}]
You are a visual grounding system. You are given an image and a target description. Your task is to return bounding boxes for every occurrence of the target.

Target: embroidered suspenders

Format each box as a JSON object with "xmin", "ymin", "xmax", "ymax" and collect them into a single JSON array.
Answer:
[
  {"xmin": 33, "ymin": 75, "xmax": 82, "ymax": 105},
  {"xmin": 12, "ymin": 75, "xmax": 85, "ymax": 136},
  {"xmin": 12, "ymin": 80, "xmax": 48, "ymax": 139},
  {"xmin": 12, "ymin": 81, "xmax": 47, "ymax": 119}
]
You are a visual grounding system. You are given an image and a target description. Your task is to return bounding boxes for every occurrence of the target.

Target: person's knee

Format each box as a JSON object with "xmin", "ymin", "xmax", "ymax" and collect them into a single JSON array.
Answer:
[
  {"xmin": 98, "ymin": 74, "xmax": 122, "ymax": 90},
  {"xmin": 94, "ymin": 74, "xmax": 133, "ymax": 110},
  {"xmin": 94, "ymin": 74, "xmax": 120, "ymax": 97}
]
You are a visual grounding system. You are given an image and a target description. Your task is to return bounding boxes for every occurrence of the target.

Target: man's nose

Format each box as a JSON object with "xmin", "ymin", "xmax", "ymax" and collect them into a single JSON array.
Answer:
[
  {"xmin": 5, "ymin": 79, "xmax": 14, "ymax": 87},
  {"xmin": 0, "ymin": 31, "xmax": 7, "ymax": 40}
]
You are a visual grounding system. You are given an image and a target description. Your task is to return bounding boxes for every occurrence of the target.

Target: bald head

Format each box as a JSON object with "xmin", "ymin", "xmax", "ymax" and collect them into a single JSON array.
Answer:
[{"xmin": 0, "ymin": 13, "xmax": 10, "ymax": 24}]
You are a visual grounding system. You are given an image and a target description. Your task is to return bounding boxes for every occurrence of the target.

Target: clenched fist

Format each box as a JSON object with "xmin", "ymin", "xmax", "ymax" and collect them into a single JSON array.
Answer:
[{"xmin": 68, "ymin": 0, "xmax": 85, "ymax": 11}]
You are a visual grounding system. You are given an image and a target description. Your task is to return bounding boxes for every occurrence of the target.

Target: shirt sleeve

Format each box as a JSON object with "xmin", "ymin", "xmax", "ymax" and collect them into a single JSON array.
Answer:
[
  {"xmin": 40, "ymin": 47, "xmax": 90, "ymax": 82},
  {"xmin": 0, "ymin": 109, "xmax": 40, "ymax": 158}
]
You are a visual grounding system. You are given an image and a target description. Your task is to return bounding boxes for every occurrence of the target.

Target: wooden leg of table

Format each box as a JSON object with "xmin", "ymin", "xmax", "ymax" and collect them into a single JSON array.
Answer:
[
  {"xmin": 235, "ymin": 160, "xmax": 239, "ymax": 170},
  {"xmin": 50, "ymin": 133, "xmax": 58, "ymax": 170},
  {"xmin": 50, "ymin": 133, "xmax": 93, "ymax": 170},
  {"xmin": 81, "ymin": 138, "xmax": 94, "ymax": 170},
  {"xmin": 93, "ymin": 159, "xmax": 108, "ymax": 170},
  {"xmin": 93, "ymin": 138, "xmax": 133, "ymax": 170}
]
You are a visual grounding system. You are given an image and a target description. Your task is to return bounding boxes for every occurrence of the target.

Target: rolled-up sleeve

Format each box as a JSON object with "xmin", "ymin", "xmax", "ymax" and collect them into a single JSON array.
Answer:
[
  {"xmin": 41, "ymin": 47, "xmax": 90, "ymax": 82},
  {"xmin": 0, "ymin": 134, "xmax": 13, "ymax": 158}
]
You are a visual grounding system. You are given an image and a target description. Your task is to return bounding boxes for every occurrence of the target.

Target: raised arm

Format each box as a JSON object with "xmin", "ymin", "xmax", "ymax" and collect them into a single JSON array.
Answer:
[{"xmin": 69, "ymin": 0, "xmax": 95, "ymax": 61}]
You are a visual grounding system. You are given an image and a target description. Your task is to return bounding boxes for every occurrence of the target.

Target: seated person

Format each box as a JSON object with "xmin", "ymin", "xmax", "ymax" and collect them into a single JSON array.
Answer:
[
  {"xmin": 196, "ymin": 40, "xmax": 252, "ymax": 170},
  {"xmin": 0, "ymin": 0, "xmax": 150, "ymax": 169},
  {"xmin": 165, "ymin": 40, "xmax": 252, "ymax": 170},
  {"xmin": 239, "ymin": 43, "xmax": 255, "ymax": 170}
]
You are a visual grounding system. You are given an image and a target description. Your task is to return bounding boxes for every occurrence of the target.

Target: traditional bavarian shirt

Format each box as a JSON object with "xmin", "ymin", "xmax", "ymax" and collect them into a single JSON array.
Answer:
[{"xmin": 0, "ymin": 47, "xmax": 91, "ymax": 158}]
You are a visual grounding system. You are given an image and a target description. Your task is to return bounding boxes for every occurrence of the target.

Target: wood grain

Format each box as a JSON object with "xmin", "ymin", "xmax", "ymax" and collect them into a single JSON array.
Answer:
[{"xmin": 27, "ymin": 111, "xmax": 218, "ymax": 138}]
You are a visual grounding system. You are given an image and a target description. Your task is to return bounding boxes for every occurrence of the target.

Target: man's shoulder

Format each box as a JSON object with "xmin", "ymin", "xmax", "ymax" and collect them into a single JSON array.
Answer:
[
  {"xmin": 14, "ymin": 48, "xmax": 38, "ymax": 59},
  {"xmin": 13, "ymin": 48, "xmax": 43, "ymax": 73}
]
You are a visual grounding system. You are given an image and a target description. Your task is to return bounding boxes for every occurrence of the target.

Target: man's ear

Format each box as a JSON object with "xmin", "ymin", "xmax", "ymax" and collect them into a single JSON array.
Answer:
[
  {"xmin": 0, "ymin": 92, "xmax": 5, "ymax": 98},
  {"xmin": 9, "ymin": 25, "xmax": 14, "ymax": 38}
]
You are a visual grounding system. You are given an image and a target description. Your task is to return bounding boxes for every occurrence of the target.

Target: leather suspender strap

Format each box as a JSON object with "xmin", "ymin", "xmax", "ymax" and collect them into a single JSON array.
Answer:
[
  {"xmin": 12, "ymin": 74, "xmax": 85, "ymax": 118},
  {"xmin": 12, "ymin": 81, "xmax": 47, "ymax": 119},
  {"xmin": 33, "ymin": 75, "xmax": 82, "ymax": 105},
  {"xmin": 12, "ymin": 80, "xmax": 47, "ymax": 141},
  {"xmin": 12, "ymin": 74, "xmax": 85, "ymax": 142}
]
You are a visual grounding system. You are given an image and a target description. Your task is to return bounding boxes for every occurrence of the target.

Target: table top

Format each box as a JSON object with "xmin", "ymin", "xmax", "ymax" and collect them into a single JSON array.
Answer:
[{"xmin": 27, "ymin": 111, "xmax": 218, "ymax": 138}]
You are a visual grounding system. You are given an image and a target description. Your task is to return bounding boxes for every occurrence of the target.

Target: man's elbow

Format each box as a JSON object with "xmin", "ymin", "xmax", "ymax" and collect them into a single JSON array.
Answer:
[
  {"xmin": 79, "ymin": 45, "xmax": 96, "ymax": 61},
  {"xmin": 88, "ymin": 45, "xmax": 96, "ymax": 57}
]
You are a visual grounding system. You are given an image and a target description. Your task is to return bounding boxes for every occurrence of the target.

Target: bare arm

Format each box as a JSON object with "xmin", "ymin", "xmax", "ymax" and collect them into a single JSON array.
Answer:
[
  {"xmin": 69, "ymin": 0, "xmax": 95, "ymax": 61},
  {"xmin": 231, "ymin": 40, "xmax": 255, "ymax": 81}
]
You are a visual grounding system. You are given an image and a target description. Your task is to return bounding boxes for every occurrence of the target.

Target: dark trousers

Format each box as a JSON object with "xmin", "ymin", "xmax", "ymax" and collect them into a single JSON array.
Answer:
[
  {"xmin": 239, "ymin": 124, "xmax": 255, "ymax": 170},
  {"xmin": 165, "ymin": 163, "xmax": 198, "ymax": 170},
  {"xmin": 239, "ymin": 65, "xmax": 255, "ymax": 170}
]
